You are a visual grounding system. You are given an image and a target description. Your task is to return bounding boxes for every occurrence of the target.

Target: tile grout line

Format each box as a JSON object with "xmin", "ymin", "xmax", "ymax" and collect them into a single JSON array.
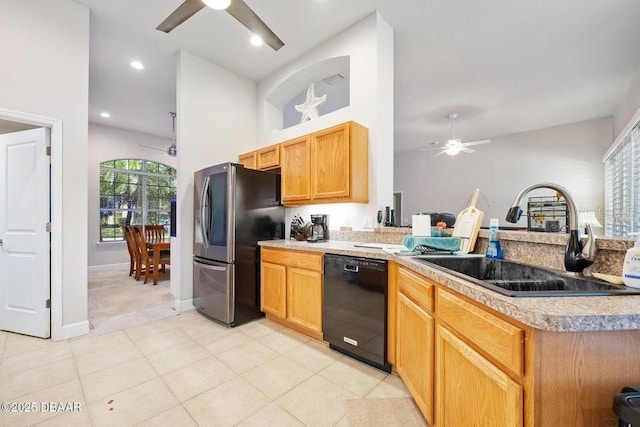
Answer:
[{"xmin": 60, "ymin": 338, "xmax": 96, "ymax": 427}]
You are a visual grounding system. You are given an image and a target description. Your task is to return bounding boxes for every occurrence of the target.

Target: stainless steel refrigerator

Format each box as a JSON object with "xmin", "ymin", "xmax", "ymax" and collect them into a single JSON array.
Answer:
[{"xmin": 193, "ymin": 162, "xmax": 284, "ymax": 327}]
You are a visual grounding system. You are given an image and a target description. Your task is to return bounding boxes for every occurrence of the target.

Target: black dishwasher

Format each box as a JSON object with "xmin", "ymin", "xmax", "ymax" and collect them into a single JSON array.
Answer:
[{"xmin": 323, "ymin": 254, "xmax": 390, "ymax": 372}]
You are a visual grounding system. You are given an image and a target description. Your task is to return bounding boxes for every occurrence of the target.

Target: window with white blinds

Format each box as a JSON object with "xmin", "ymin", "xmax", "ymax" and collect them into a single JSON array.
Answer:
[{"xmin": 605, "ymin": 121, "xmax": 640, "ymax": 237}]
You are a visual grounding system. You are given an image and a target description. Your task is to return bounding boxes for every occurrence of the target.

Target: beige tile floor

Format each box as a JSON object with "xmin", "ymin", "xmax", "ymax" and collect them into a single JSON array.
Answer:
[
  {"xmin": 88, "ymin": 269, "xmax": 175, "ymax": 335},
  {"xmin": 0, "ymin": 312, "xmax": 414, "ymax": 426}
]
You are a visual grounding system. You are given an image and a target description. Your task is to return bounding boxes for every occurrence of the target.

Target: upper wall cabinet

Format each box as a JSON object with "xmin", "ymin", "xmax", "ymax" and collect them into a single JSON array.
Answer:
[
  {"xmin": 238, "ymin": 151, "xmax": 257, "ymax": 169},
  {"xmin": 281, "ymin": 136, "xmax": 312, "ymax": 202},
  {"xmin": 281, "ymin": 121, "xmax": 368, "ymax": 206},
  {"xmin": 237, "ymin": 144, "xmax": 281, "ymax": 171},
  {"xmin": 256, "ymin": 144, "xmax": 280, "ymax": 170}
]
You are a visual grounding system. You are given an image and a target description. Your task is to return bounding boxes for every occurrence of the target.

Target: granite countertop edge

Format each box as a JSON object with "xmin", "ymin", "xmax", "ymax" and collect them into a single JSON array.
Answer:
[{"xmin": 258, "ymin": 239, "xmax": 640, "ymax": 333}]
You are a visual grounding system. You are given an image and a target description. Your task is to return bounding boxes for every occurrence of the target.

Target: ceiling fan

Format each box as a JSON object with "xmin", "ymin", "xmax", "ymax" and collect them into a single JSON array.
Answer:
[
  {"xmin": 156, "ymin": 0, "xmax": 285, "ymax": 51},
  {"xmin": 139, "ymin": 112, "xmax": 177, "ymax": 157},
  {"xmin": 422, "ymin": 113, "xmax": 491, "ymax": 157}
]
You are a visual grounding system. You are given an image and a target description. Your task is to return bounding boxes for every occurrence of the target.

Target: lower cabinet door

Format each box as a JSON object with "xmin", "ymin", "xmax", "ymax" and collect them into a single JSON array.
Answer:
[
  {"xmin": 396, "ymin": 293, "xmax": 434, "ymax": 425},
  {"xmin": 436, "ymin": 325, "xmax": 523, "ymax": 427},
  {"xmin": 261, "ymin": 261, "xmax": 287, "ymax": 319},
  {"xmin": 287, "ymin": 267, "xmax": 322, "ymax": 332}
]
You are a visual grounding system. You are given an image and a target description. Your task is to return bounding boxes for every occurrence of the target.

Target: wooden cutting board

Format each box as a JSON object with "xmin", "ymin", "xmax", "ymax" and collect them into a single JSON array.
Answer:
[{"xmin": 452, "ymin": 188, "xmax": 484, "ymax": 254}]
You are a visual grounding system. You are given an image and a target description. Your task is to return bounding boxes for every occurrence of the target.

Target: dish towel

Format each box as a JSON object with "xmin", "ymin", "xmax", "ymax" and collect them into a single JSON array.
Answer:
[{"xmin": 402, "ymin": 235, "xmax": 461, "ymax": 252}]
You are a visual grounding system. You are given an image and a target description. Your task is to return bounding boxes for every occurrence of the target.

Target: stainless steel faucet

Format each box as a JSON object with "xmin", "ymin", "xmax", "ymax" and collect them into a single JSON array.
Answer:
[{"xmin": 505, "ymin": 182, "xmax": 597, "ymax": 273}]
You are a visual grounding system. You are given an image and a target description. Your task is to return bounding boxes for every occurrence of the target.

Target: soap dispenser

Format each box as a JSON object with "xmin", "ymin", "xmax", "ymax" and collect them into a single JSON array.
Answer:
[
  {"xmin": 486, "ymin": 218, "xmax": 504, "ymax": 259},
  {"xmin": 623, "ymin": 233, "xmax": 640, "ymax": 289}
]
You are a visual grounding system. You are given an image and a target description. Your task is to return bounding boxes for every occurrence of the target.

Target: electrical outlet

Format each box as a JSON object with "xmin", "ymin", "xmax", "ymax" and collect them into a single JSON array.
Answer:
[{"xmin": 363, "ymin": 216, "xmax": 373, "ymax": 227}]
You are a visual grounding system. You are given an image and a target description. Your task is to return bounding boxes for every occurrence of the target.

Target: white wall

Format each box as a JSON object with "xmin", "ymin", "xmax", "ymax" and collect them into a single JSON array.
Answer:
[
  {"xmin": 87, "ymin": 123, "xmax": 176, "ymax": 268},
  {"xmin": 0, "ymin": 0, "xmax": 89, "ymax": 338},
  {"xmin": 394, "ymin": 117, "xmax": 612, "ymax": 230},
  {"xmin": 613, "ymin": 67, "xmax": 640, "ymax": 139},
  {"xmin": 256, "ymin": 13, "xmax": 394, "ymax": 232},
  {"xmin": 175, "ymin": 50, "xmax": 257, "ymax": 309}
]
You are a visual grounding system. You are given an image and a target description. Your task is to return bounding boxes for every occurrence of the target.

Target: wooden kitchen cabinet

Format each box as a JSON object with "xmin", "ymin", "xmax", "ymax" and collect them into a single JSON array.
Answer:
[
  {"xmin": 435, "ymin": 287, "xmax": 524, "ymax": 427},
  {"xmin": 261, "ymin": 261, "xmax": 286, "ymax": 318},
  {"xmin": 397, "ymin": 293, "xmax": 435, "ymax": 424},
  {"xmin": 436, "ymin": 324, "xmax": 523, "ymax": 427},
  {"xmin": 256, "ymin": 144, "xmax": 280, "ymax": 170},
  {"xmin": 238, "ymin": 144, "xmax": 281, "ymax": 171},
  {"xmin": 287, "ymin": 267, "xmax": 323, "ymax": 333},
  {"xmin": 281, "ymin": 121, "xmax": 368, "ymax": 205},
  {"xmin": 395, "ymin": 266, "xmax": 436, "ymax": 425},
  {"xmin": 280, "ymin": 136, "xmax": 311, "ymax": 202},
  {"xmin": 260, "ymin": 247, "xmax": 323, "ymax": 339},
  {"xmin": 238, "ymin": 151, "xmax": 257, "ymax": 169}
]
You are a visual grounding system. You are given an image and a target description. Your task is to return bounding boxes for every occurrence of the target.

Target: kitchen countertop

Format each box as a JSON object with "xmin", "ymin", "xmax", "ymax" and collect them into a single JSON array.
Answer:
[{"xmin": 258, "ymin": 239, "xmax": 640, "ymax": 333}]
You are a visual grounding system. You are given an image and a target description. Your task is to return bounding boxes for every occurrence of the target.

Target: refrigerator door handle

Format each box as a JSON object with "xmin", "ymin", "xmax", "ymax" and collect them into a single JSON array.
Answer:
[{"xmin": 200, "ymin": 175, "xmax": 210, "ymax": 248}]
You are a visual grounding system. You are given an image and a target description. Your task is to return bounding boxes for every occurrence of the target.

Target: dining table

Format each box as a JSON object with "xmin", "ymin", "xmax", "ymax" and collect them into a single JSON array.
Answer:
[{"xmin": 145, "ymin": 237, "xmax": 170, "ymax": 285}]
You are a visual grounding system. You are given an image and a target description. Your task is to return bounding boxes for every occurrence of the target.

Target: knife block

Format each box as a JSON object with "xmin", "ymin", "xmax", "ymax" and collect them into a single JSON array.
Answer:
[{"xmin": 290, "ymin": 222, "xmax": 311, "ymax": 241}]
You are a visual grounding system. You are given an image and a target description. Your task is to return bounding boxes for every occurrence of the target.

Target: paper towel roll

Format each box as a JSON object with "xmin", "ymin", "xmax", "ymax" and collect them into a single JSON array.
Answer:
[{"xmin": 412, "ymin": 215, "xmax": 431, "ymax": 237}]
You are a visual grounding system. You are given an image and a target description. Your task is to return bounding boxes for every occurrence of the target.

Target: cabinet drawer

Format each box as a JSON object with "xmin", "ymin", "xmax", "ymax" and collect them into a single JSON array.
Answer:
[
  {"xmin": 261, "ymin": 248, "xmax": 323, "ymax": 271},
  {"xmin": 398, "ymin": 267, "xmax": 434, "ymax": 313},
  {"xmin": 257, "ymin": 145, "xmax": 280, "ymax": 170},
  {"xmin": 438, "ymin": 289, "xmax": 524, "ymax": 376}
]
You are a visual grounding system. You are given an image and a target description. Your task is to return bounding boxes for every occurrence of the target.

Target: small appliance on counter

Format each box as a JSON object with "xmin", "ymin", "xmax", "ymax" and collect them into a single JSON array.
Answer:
[{"xmin": 307, "ymin": 214, "xmax": 329, "ymax": 242}]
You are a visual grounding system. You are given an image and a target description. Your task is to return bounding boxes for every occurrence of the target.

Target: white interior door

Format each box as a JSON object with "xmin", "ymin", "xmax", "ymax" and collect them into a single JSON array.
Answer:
[{"xmin": 0, "ymin": 128, "xmax": 50, "ymax": 338}]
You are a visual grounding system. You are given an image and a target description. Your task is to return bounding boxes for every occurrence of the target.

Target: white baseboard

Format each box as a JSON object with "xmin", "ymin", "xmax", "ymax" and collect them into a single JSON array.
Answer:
[
  {"xmin": 88, "ymin": 263, "xmax": 129, "ymax": 273},
  {"xmin": 60, "ymin": 320, "xmax": 90, "ymax": 341},
  {"xmin": 174, "ymin": 299, "xmax": 195, "ymax": 312}
]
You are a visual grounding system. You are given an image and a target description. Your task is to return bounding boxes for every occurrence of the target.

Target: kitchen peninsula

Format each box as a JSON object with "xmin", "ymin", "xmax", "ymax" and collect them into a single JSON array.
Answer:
[{"xmin": 259, "ymin": 233, "xmax": 640, "ymax": 426}]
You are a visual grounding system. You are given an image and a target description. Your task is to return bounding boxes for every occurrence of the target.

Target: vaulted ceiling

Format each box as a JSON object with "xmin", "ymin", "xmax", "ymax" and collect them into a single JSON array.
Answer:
[{"xmin": 75, "ymin": 0, "xmax": 640, "ymax": 152}]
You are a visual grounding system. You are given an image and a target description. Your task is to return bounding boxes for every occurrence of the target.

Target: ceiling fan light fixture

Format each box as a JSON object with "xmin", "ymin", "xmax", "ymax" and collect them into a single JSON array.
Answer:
[
  {"xmin": 202, "ymin": 0, "xmax": 231, "ymax": 10},
  {"xmin": 445, "ymin": 145, "xmax": 461, "ymax": 156},
  {"xmin": 250, "ymin": 34, "xmax": 264, "ymax": 46}
]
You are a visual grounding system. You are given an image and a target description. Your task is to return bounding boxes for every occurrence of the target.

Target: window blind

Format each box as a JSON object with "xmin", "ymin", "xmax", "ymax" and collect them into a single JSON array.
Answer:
[{"xmin": 605, "ymin": 122, "xmax": 640, "ymax": 237}]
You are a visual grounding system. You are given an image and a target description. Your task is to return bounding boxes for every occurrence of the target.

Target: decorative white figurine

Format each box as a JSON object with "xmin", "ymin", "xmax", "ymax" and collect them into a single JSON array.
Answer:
[{"xmin": 294, "ymin": 83, "xmax": 327, "ymax": 122}]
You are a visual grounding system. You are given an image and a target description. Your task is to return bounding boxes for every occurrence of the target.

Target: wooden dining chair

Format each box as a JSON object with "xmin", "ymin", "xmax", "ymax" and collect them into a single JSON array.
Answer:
[
  {"xmin": 131, "ymin": 225, "xmax": 170, "ymax": 284},
  {"xmin": 121, "ymin": 225, "xmax": 136, "ymax": 276},
  {"xmin": 127, "ymin": 225, "xmax": 148, "ymax": 281},
  {"xmin": 144, "ymin": 225, "xmax": 165, "ymax": 241}
]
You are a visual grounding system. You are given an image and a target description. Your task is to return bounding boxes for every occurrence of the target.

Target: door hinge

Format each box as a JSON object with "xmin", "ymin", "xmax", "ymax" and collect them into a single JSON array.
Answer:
[
  {"xmin": 45, "ymin": 299, "xmax": 51, "ymax": 309},
  {"xmin": 46, "ymin": 223, "xmax": 51, "ymax": 232},
  {"xmin": 46, "ymin": 146, "xmax": 51, "ymax": 156}
]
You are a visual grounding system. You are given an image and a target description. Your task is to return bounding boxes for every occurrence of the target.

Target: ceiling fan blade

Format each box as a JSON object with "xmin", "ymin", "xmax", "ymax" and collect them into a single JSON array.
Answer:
[
  {"xmin": 434, "ymin": 149, "xmax": 447, "ymax": 157},
  {"xmin": 462, "ymin": 139, "xmax": 491, "ymax": 147},
  {"xmin": 460, "ymin": 147, "xmax": 476, "ymax": 153},
  {"xmin": 226, "ymin": 0, "xmax": 285, "ymax": 51},
  {"xmin": 419, "ymin": 142, "xmax": 442, "ymax": 151},
  {"xmin": 156, "ymin": 0, "xmax": 206, "ymax": 33}
]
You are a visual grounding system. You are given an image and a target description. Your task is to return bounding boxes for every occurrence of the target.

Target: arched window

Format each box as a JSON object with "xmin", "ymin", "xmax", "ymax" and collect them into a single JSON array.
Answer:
[{"xmin": 99, "ymin": 159, "xmax": 176, "ymax": 242}]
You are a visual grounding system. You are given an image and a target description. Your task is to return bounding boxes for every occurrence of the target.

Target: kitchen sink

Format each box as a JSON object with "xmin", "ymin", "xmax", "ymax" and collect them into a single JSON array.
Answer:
[{"xmin": 412, "ymin": 256, "xmax": 640, "ymax": 297}]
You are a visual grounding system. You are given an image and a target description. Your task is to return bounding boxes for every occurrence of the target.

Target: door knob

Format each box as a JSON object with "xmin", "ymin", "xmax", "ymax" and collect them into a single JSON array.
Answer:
[{"xmin": 0, "ymin": 238, "xmax": 3, "ymax": 246}]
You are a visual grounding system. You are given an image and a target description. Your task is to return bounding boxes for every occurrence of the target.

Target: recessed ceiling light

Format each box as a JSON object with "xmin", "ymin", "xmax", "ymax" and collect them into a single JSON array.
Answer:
[
  {"xmin": 250, "ymin": 34, "xmax": 264, "ymax": 47},
  {"xmin": 202, "ymin": 0, "xmax": 231, "ymax": 10},
  {"xmin": 100, "ymin": 112, "xmax": 111, "ymax": 118},
  {"xmin": 130, "ymin": 60, "xmax": 145, "ymax": 70}
]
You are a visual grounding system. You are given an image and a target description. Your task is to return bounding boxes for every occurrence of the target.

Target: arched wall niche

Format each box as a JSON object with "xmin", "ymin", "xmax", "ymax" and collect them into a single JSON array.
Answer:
[{"xmin": 264, "ymin": 55, "xmax": 350, "ymax": 132}]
